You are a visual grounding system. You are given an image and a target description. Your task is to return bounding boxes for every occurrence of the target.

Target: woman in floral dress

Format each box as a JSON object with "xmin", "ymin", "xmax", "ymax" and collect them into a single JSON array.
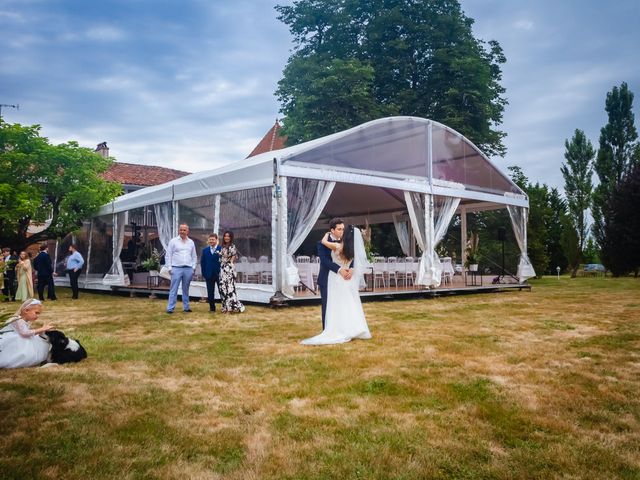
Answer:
[{"xmin": 219, "ymin": 231, "xmax": 245, "ymax": 313}]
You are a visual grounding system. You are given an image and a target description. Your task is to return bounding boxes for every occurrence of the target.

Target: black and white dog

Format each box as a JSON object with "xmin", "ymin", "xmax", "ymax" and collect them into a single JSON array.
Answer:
[{"xmin": 43, "ymin": 330, "xmax": 88, "ymax": 364}]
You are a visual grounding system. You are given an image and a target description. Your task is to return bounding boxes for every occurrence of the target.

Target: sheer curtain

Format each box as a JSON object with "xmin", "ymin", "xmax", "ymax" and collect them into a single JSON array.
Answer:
[
  {"xmin": 405, "ymin": 191, "xmax": 429, "ymax": 284},
  {"xmin": 427, "ymin": 196, "xmax": 461, "ymax": 287},
  {"xmin": 405, "ymin": 192, "xmax": 460, "ymax": 287},
  {"xmin": 154, "ymin": 202, "xmax": 174, "ymax": 253},
  {"xmin": 283, "ymin": 178, "xmax": 335, "ymax": 297},
  {"xmin": 506, "ymin": 204, "xmax": 536, "ymax": 282},
  {"xmin": 102, "ymin": 211, "xmax": 129, "ymax": 286},
  {"xmin": 392, "ymin": 214, "xmax": 411, "ymax": 256}
]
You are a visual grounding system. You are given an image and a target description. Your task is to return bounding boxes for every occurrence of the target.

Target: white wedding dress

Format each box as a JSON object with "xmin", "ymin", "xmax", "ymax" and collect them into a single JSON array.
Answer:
[
  {"xmin": 301, "ymin": 228, "xmax": 371, "ymax": 345},
  {"xmin": 0, "ymin": 318, "xmax": 50, "ymax": 368}
]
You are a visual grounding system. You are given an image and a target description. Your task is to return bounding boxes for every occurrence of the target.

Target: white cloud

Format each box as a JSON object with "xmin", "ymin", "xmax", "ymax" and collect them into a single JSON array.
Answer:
[
  {"xmin": 513, "ymin": 19, "xmax": 534, "ymax": 31},
  {"xmin": 85, "ymin": 26, "xmax": 127, "ymax": 42}
]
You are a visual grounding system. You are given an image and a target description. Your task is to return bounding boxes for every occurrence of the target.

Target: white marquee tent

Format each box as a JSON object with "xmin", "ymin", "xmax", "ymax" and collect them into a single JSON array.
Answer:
[{"xmin": 71, "ymin": 116, "xmax": 534, "ymax": 303}]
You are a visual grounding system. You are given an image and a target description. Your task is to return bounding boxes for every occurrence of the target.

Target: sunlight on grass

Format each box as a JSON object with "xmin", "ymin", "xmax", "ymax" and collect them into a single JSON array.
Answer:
[{"xmin": 1, "ymin": 278, "xmax": 639, "ymax": 479}]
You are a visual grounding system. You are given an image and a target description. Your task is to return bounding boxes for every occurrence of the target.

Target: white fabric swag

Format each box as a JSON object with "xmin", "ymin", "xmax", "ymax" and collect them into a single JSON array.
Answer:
[
  {"xmin": 426, "ymin": 195, "xmax": 461, "ymax": 287},
  {"xmin": 282, "ymin": 178, "xmax": 336, "ymax": 297},
  {"xmin": 405, "ymin": 192, "xmax": 460, "ymax": 287},
  {"xmin": 392, "ymin": 214, "xmax": 411, "ymax": 257},
  {"xmin": 154, "ymin": 202, "xmax": 174, "ymax": 253},
  {"xmin": 506, "ymin": 203, "xmax": 536, "ymax": 282},
  {"xmin": 102, "ymin": 211, "xmax": 129, "ymax": 286}
]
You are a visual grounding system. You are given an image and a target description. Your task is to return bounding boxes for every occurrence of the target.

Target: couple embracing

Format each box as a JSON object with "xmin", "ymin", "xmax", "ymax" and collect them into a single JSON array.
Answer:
[{"xmin": 301, "ymin": 218, "xmax": 371, "ymax": 345}]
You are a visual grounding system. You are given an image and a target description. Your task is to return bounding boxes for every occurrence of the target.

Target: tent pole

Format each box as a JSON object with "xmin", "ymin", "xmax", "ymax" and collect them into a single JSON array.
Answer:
[
  {"xmin": 270, "ymin": 161, "xmax": 288, "ymax": 306},
  {"xmin": 461, "ymin": 206, "xmax": 467, "ymax": 268}
]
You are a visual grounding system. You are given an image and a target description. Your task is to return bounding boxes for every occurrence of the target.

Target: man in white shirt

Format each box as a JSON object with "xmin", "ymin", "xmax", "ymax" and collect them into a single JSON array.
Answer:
[{"xmin": 165, "ymin": 223, "xmax": 197, "ymax": 313}]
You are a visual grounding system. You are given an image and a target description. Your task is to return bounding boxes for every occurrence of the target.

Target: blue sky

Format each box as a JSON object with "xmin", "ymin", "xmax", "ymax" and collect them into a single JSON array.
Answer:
[{"xmin": 1, "ymin": 0, "xmax": 638, "ymax": 189}]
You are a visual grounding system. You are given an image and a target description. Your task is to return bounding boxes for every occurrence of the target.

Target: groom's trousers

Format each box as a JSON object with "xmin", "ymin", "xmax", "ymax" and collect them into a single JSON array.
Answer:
[{"xmin": 319, "ymin": 284, "xmax": 327, "ymax": 330}]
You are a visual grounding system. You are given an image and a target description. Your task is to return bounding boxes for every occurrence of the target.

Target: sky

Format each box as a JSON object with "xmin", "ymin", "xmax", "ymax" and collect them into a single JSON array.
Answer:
[{"xmin": 1, "ymin": 0, "xmax": 639, "ymax": 189}]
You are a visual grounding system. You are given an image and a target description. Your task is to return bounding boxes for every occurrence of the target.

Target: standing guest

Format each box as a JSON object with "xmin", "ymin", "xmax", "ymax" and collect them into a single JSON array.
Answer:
[
  {"xmin": 165, "ymin": 223, "xmax": 197, "ymax": 314},
  {"xmin": 2, "ymin": 247, "xmax": 17, "ymax": 301},
  {"xmin": 0, "ymin": 299, "xmax": 55, "ymax": 368},
  {"xmin": 33, "ymin": 244, "xmax": 57, "ymax": 301},
  {"xmin": 218, "ymin": 231, "xmax": 245, "ymax": 314},
  {"xmin": 200, "ymin": 233, "xmax": 221, "ymax": 313},
  {"xmin": 65, "ymin": 244, "xmax": 84, "ymax": 300},
  {"xmin": 15, "ymin": 251, "xmax": 34, "ymax": 302}
]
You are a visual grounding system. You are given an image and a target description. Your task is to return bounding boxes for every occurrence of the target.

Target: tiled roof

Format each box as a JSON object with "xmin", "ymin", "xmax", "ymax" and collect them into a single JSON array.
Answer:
[
  {"xmin": 247, "ymin": 120, "xmax": 287, "ymax": 158},
  {"xmin": 102, "ymin": 162, "xmax": 190, "ymax": 187}
]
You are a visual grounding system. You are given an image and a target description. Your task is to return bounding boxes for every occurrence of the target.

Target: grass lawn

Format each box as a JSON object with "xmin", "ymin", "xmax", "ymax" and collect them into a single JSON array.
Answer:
[{"xmin": 1, "ymin": 277, "xmax": 639, "ymax": 479}]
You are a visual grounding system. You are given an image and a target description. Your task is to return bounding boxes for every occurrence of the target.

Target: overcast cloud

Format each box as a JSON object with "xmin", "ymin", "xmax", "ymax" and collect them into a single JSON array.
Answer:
[{"xmin": 1, "ymin": 0, "xmax": 638, "ymax": 188}]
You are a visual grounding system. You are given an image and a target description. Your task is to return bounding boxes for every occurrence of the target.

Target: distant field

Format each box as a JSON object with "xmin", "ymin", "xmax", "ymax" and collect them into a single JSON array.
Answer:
[{"xmin": 1, "ymin": 277, "xmax": 639, "ymax": 479}]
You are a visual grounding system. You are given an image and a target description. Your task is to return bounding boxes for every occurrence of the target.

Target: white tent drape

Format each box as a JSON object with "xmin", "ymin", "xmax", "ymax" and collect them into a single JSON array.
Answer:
[
  {"xmin": 405, "ymin": 192, "xmax": 460, "ymax": 287},
  {"xmin": 405, "ymin": 191, "xmax": 430, "ymax": 285},
  {"xmin": 102, "ymin": 211, "xmax": 129, "ymax": 286},
  {"xmin": 506, "ymin": 203, "xmax": 536, "ymax": 282},
  {"xmin": 282, "ymin": 178, "xmax": 335, "ymax": 297},
  {"xmin": 392, "ymin": 214, "xmax": 411, "ymax": 256},
  {"xmin": 426, "ymin": 196, "xmax": 461, "ymax": 287},
  {"xmin": 154, "ymin": 202, "xmax": 174, "ymax": 253}
]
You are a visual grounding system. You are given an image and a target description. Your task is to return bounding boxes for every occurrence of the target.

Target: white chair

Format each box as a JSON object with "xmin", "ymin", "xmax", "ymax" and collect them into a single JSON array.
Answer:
[
  {"xmin": 404, "ymin": 257, "xmax": 415, "ymax": 287},
  {"xmin": 373, "ymin": 257, "xmax": 387, "ymax": 289},
  {"xmin": 386, "ymin": 256, "xmax": 399, "ymax": 288},
  {"xmin": 394, "ymin": 257, "xmax": 406, "ymax": 288},
  {"xmin": 259, "ymin": 256, "xmax": 272, "ymax": 284},
  {"xmin": 296, "ymin": 255, "xmax": 314, "ymax": 292},
  {"xmin": 440, "ymin": 257, "xmax": 454, "ymax": 286}
]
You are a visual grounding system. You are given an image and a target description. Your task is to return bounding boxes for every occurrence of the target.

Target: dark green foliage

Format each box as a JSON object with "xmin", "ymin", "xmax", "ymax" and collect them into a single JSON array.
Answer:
[
  {"xmin": 0, "ymin": 121, "xmax": 122, "ymax": 250},
  {"xmin": 601, "ymin": 162, "xmax": 640, "ymax": 276},
  {"xmin": 561, "ymin": 129, "xmax": 594, "ymax": 276},
  {"xmin": 592, "ymin": 82, "xmax": 639, "ymax": 252},
  {"xmin": 275, "ymin": 0, "xmax": 507, "ymax": 156},
  {"xmin": 508, "ymin": 166, "xmax": 568, "ymax": 276}
]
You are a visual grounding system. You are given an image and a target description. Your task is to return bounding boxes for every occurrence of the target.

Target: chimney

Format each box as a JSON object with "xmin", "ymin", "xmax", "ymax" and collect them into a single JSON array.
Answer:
[{"xmin": 95, "ymin": 142, "xmax": 109, "ymax": 158}]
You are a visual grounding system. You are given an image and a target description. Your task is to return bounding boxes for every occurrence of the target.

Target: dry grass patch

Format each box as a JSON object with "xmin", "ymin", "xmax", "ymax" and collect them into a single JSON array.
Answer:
[{"xmin": 1, "ymin": 278, "xmax": 639, "ymax": 479}]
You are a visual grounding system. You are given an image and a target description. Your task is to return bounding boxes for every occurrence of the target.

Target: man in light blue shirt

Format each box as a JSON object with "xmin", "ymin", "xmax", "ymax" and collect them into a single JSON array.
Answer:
[
  {"xmin": 65, "ymin": 244, "xmax": 84, "ymax": 299},
  {"xmin": 165, "ymin": 223, "xmax": 197, "ymax": 313}
]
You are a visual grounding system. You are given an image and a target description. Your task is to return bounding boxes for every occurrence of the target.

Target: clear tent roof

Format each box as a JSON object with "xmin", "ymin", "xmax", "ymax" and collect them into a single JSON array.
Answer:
[{"xmin": 281, "ymin": 117, "xmax": 521, "ymax": 196}]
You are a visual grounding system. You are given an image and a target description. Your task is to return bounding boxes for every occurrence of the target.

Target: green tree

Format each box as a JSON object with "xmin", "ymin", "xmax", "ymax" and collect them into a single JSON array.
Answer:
[
  {"xmin": 592, "ymin": 82, "xmax": 639, "ymax": 254},
  {"xmin": 602, "ymin": 162, "xmax": 640, "ymax": 276},
  {"xmin": 0, "ymin": 121, "xmax": 122, "ymax": 251},
  {"xmin": 561, "ymin": 129, "xmax": 594, "ymax": 277},
  {"xmin": 276, "ymin": 0, "xmax": 507, "ymax": 156},
  {"xmin": 547, "ymin": 188, "xmax": 569, "ymax": 274}
]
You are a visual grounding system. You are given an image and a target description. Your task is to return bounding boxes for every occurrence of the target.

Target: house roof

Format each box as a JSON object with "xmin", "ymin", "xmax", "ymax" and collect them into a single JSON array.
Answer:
[
  {"xmin": 102, "ymin": 162, "xmax": 190, "ymax": 187},
  {"xmin": 246, "ymin": 119, "xmax": 287, "ymax": 158}
]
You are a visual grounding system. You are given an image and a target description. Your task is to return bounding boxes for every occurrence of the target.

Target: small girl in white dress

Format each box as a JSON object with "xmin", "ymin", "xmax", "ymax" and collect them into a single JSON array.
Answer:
[{"xmin": 0, "ymin": 299, "xmax": 54, "ymax": 368}]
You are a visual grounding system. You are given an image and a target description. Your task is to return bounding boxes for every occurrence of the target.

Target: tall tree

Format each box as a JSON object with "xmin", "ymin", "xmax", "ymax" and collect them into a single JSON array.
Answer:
[
  {"xmin": 276, "ymin": 0, "xmax": 507, "ymax": 156},
  {"xmin": 592, "ymin": 82, "xmax": 639, "ymax": 253},
  {"xmin": 561, "ymin": 129, "xmax": 594, "ymax": 277},
  {"xmin": 0, "ymin": 121, "xmax": 122, "ymax": 251},
  {"xmin": 547, "ymin": 188, "xmax": 569, "ymax": 275},
  {"xmin": 602, "ymin": 162, "xmax": 640, "ymax": 276}
]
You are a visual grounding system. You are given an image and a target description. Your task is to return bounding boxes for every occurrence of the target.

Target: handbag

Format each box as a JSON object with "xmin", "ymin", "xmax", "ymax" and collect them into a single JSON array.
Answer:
[{"xmin": 159, "ymin": 265, "xmax": 172, "ymax": 280}]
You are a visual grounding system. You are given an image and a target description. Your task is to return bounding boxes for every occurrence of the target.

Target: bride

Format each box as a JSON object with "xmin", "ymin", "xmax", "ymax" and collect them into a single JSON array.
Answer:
[{"xmin": 301, "ymin": 225, "xmax": 371, "ymax": 345}]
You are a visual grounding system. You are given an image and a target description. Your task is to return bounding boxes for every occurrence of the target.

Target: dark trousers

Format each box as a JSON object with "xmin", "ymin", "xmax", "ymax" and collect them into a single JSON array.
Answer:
[
  {"xmin": 67, "ymin": 269, "xmax": 80, "ymax": 299},
  {"xmin": 3, "ymin": 274, "xmax": 16, "ymax": 300},
  {"xmin": 205, "ymin": 275, "xmax": 220, "ymax": 311},
  {"xmin": 319, "ymin": 283, "xmax": 327, "ymax": 330},
  {"xmin": 37, "ymin": 274, "xmax": 57, "ymax": 300}
]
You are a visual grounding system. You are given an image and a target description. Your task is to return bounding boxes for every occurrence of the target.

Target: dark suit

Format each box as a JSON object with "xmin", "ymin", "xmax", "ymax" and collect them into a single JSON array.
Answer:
[
  {"xmin": 316, "ymin": 238, "xmax": 342, "ymax": 329},
  {"xmin": 200, "ymin": 245, "xmax": 221, "ymax": 311},
  {"xmin": 33, "ymin": 251, "xmax": 57, "ymax": 300},
  {"xmin": 3, "ymin": 254, "xmax": 17, "ymax": 301}
]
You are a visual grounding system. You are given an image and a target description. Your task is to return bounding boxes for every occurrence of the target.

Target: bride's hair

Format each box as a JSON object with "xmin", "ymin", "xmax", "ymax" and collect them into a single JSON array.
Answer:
[{"xmin": 341, "ymin": 225, "xmax": 355, "ymax": 262}]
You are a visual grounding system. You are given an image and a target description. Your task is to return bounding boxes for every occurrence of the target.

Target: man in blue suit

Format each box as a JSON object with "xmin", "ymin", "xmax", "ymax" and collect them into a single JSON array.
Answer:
[
  {"xmin": 317, "ymin": 218, "xmax": 351, "ymax": 329},
  {"xmin": 200, "ymin": 233, "xmax": 221, "ymax": 312},
  {"xmin": 33, "ymin": 244, "xmax": 57, "ymax": 301}
]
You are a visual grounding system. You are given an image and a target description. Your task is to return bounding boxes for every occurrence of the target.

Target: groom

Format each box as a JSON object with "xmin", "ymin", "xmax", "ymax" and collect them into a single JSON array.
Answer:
[{"xmin": 317, "ymin": 218, "xmax": 352, "ymax": 329}]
